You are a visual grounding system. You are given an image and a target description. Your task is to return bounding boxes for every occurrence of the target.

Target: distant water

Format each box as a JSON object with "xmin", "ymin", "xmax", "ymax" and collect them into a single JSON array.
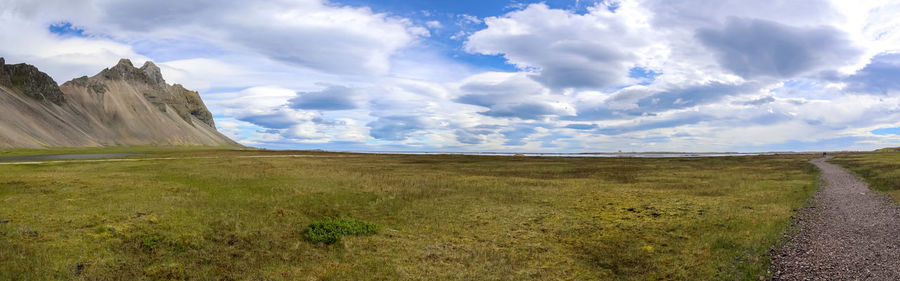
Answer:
[
  {"xmin": 0, "ymin": 153, "xmax": 137, "ymax": 162},
  {"xmin": 356, "ymin": 151, "xmax": 772, "ymax": 158}
]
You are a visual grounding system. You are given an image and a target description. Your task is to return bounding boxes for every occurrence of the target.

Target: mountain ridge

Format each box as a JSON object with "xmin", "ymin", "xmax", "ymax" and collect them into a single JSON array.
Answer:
[{"xmin": 0, "ymin": 57, "xmax": 239, "ymax": 148}]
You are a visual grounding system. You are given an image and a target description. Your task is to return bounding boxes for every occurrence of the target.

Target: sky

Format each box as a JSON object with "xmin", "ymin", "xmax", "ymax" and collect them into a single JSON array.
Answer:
[{"xmin": 2, "ymin": 0, "xmax": 900, "ymax": 152}]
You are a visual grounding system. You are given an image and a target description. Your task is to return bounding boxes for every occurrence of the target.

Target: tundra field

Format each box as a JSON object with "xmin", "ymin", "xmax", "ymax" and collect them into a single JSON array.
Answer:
[
  {"xmin": 830, "ymin": 152, "xmax": 900, "ymax": 203},
  {"xmin": 0, "ymin": 148, "xmax": 839, "ymax": 280}
]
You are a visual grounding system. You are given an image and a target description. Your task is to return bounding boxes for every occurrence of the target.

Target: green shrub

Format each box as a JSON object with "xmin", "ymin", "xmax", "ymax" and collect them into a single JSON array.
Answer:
[{"xmin": 304, "ymin": 218, "xmax": 379, "ymax": 244}]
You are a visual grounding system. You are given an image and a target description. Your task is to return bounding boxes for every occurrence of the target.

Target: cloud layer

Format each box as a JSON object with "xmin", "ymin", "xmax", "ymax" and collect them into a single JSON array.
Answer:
[
  {"xmin": 3, "ymin": 0, "xmax": 900, "ymax": 152},
  {"xmin": 696, "ymin": 18, "xmax": 860, "ymax": 79}
]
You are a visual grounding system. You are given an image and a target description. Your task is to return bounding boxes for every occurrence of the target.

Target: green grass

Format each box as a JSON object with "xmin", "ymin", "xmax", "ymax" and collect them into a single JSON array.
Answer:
[
  {"xmin": 0, "ymin": 149, "xmax": 819, "ymax": 280},
  {"xmin": 305, "ymin": 218, "xmax": 379, "ymax": 244},
  {"xmin": 830, "ymin": 151, "xmax": 900, "ymax": 203},
  {"xmin": 0, "ymin": 145, "xmax": 248, "ymax": 157}
]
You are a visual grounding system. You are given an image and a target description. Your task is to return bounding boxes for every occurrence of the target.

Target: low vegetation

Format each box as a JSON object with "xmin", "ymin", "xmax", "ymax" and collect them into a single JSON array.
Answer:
[
  {"xmin": 0, "ymin": 145, "xmax": 244, "ymax": 157},
  {"xmin": 0, "ymin": 149, "xmax": 818, "ymax": 280},
  {"xmin": 304, "ymin": 218, "xmax": 379, "ymax": 244},
  {"xmin": 831, "ymin": 151, "xmax": 900, "ymax": 202}
]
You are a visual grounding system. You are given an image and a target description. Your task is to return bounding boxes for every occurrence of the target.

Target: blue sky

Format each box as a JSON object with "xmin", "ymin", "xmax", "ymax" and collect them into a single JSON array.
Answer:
[{"xmin": 3, "ymin": 0, "xmax": 900, "ymax": 152}]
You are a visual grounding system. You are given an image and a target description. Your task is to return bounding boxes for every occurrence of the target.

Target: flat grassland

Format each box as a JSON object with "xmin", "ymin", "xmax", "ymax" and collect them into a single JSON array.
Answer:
[
  {"xmin": 0, "ymin": 149, "xmax": 818, "ymax": 280},
  {"xmin": 830, "ymin": 152, "xmax": 900, "ymax": 203}
]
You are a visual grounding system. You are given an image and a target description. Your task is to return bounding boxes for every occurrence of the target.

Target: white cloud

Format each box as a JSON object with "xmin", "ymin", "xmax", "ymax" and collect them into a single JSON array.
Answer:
[
  {"xmin": 0, "ymin": 10, "xmax": 144, "ymax": 82},
  {"xmin": 465, "ymin": 3, "xmax": 652, "ymax": 89},
  {"xmin": 696, "ymin": 18, "xmax": 861, "ymax": 79},
  {"xmin": 3, "ymin": 0, "xmax": 426, "ymax": 77},
  {"xmin": 5, "ymin": 0, "xmax": 900, "ymax": 152},
  {"xmin": 425, "ymin": 20, "xmax": 442, "ymax": 29}
]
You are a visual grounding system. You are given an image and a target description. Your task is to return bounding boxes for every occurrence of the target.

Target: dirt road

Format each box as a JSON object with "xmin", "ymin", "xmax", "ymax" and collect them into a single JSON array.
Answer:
[{"xmin": 771, "ymin": 157, "xmax": 900, "ymax": 280}]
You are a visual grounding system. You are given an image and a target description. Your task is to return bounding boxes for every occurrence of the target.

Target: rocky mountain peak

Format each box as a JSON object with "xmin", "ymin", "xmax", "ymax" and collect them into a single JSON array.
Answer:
[
  {"xmin": 106, "ymin": 58, "xmax": 135, "ymax": 75},
  {"xmin": 101, "ymin": 58, "xmax": 166, "ymax": 88},
  {"xmin": 88, "ymin": 58, "xmax": 217, "ymax": 128},
  {"xmin": 0, "ymin": 58, "xmax": 238, "ymax": 148},
  {"xmin": 116, "ymin": 58, "xmax": 133, "ymax": 67},
  {"xmin": 0, "ymin": 57, "xmax": 65, "ymax": 104},
  {"xmin": 139, "ymin": 61, "xmax": 166, "ymax": 88}
]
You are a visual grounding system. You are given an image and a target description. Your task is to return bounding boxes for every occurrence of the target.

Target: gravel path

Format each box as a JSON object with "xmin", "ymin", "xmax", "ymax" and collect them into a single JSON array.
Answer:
[{"xmin": 771, "ymin": 157, "xmax": 900, "ymax": 280}]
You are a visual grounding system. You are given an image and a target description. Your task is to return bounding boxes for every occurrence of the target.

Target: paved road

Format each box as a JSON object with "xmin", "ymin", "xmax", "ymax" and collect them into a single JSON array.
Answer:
[{"xmin": 771, "ymin": 157, "xmax": 900, "ymax": 280}]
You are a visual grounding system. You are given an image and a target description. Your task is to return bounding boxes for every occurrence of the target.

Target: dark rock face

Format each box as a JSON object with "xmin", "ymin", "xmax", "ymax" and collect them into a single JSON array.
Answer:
[
  {"xmin": 99, "ymin": 59, "xmax": 152, "ymax": 84},
  {"xmin": 0, "ymin": 57, "xmax": 66, "ymax": 104},
  {"xmin": 93, "ymin": 58, "xmax": 216, "ymax": 127},
  {"xmin": 170, "ymin": 84, "xmax": 216, "ymax": 128}
]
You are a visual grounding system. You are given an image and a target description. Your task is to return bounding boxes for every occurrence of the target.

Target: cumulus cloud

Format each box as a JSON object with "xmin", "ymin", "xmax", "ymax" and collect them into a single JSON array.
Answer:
[
  {"xmin": 4, "ymin": 0, "xmax": 425, "ymax": 76},
  {"xmin": 112, "ymin": 0, "xmax": 424, "ymax": 75},
  {"xmin": 237, "ymin": 110, "xmax": 300, "ymax": 129},
  {"xmin": 570, "ymin": 81, "xmax": 760, "ymax": 121},
  {"xmin": 206, "ymin": 86, "xmax": 367, "ymax": 144},
  {"xmin": 480, "ymin": 102, "xmax": 569, "ymax": 120},
  {"xmin": 367, "ymin": 116, "xmax": 432, "ymax": 141},
  {"xmin": 456, "ymin": 73, "xmax": 545, "ymax": 106},
  {"xmin": 454, "ymin": 125, "xmax": 497, "ymax": 144},
  {"xmin": 734, "ymin": 96, "xmax": 776, "ymax": 106},
  {"xmin": 646, "ymin": 0, "xmax": 841, "ymax": 28},
  {"xmin": 501, "ymin": 125, "xmax": 539, "ymax": 146},
  {"xmin": 289, "ymin": 85, "xmax": 360, "ymax": 111},
  {"xmin": 696, "ymin": 18, "xmax": 861, "ymax": 79},
  {"xmin": 0, "ymin": 11, "xmax": 145, "ymax": 82},
  {"xmin": 465, "ymin": 3, "xmax": 649, "ymax": 89},
  {"xmin": 6, "ymin": 0, "xmax": 900, "ymax": 152},
  {"xmin": 565, "ymin": 123, "xmax": 599, "ymax": 130},
  {"xmin": 844, "ymin": 53, "xmax": 900, "ymax": 94},
  {"xmin": 597, "ymin": 113, "xmax": 711, "ymax": 135},
  {"xmin": 453, "ymin": 72, "xmax": 573, "ymax": 120},
  {"xmin": 634, "ymin": 82, "xmax": 761, "ymax": 112}
]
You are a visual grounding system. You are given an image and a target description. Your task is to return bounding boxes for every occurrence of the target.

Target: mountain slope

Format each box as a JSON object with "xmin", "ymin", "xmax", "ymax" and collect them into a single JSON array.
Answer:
[{"xmin": 0, "ymin": 58, "xmax": 238, "ymax": 148}]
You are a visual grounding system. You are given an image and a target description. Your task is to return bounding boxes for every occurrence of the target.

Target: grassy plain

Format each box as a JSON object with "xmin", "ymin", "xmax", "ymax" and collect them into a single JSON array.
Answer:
[
  {"xmin": 0, "ymin": 149, "xmax": 818, "ymax": 280},
  {"xmin": 0, "ymin": 146, "xmax": 243, "ymax": 157},
  {"xmin": 831, "ymin": 152, "xmax": 900, "ymax": 202}
]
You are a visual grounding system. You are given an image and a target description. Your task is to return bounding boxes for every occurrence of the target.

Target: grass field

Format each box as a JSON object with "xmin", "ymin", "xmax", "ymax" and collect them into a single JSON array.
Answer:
[
  {"xmin": 831, "ymin": 152, "xmax": 900, "ymax": 203},
  {"xmin": 0, "ymin": 149, "xmax": 819, "ymax": 280},
  {"xmin": 0, "ymin": 146, "xmax": 246, "ymax": 158}
]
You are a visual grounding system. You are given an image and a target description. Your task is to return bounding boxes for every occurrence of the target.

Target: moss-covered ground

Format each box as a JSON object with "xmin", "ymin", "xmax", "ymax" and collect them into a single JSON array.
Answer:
[{"xmin": 0, "ymin": 149, "xmax": 818, "ymax": 280}]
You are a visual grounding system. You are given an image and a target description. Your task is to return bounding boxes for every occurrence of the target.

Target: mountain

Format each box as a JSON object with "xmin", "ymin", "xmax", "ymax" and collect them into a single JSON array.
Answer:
[{"xmin": 0, "ymin": 58, "xmax": 238, "ymax": 148}]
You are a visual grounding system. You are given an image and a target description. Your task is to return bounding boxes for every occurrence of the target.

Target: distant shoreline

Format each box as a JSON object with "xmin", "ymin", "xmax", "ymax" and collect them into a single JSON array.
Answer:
[{"xmin": 342, "ymin": 151, "xmax": 778, "ymax": 158}]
